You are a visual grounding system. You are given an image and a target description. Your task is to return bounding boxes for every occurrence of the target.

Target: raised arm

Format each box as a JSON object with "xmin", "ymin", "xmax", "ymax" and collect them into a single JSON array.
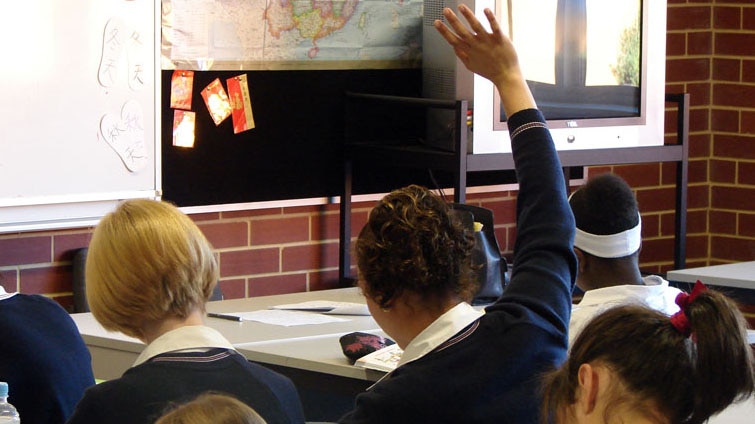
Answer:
[
  {"xmin": 434, "ymin": 5, "xmax": 576, "ymax": 336},
  {"xmin": 433, "ymin": 5, "xmax": 535, "ymax": 118}
]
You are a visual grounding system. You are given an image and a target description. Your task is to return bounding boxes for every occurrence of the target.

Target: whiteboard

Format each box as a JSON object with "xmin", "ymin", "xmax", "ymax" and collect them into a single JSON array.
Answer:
[{"xmin": 0, "ymin": 1, "xmax": 160, "ymax": 232}]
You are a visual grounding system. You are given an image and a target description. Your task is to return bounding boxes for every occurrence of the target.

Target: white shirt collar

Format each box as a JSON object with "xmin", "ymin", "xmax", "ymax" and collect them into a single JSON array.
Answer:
[
  {"xmin": 0, "ymin": 286, "xmax": 17, "ymax": 301},
  {"xmin": 134, "ymin": 325, "xmax": 235, "ymax": 366},
  {"xmin": 398, "ymin": 302, "xmax": 484, "ymax": 367},
  {"xmin": 576, "ymin": 277, "xmax": 672, "ymax": 308}
]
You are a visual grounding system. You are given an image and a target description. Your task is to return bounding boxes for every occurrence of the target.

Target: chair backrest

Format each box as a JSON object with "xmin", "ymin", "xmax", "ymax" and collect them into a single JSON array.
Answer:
[
  {"xmin": 72, "ymin": 247, "xmax": 89, "ymax": 313},
  {"xmin": 70, "ymin": 247, "xmax": 223, "ymax": 314}
]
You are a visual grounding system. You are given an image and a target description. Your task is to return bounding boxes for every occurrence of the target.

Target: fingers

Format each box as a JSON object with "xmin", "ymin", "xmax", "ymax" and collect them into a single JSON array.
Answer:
[
  {"xmin": 433, "ymin": 5, "xmax": 501, "ymax": 65},
  {"xmin": 434, "ymin": 8, "xmax": 475, "ymax": 61},
  {"xmin": 460, "ymin": 7, "xmax": 504, "ymax": 44},
  {"xmin": 483, "ymin": 8, "xmax": 503, "ymax": 38},
  {"xmin": 435, "ymin": 6, "xmax": 501, "ymax": 44},
  {"xmin": 433, "ymin": 18, "xmax": 462, "ymax": 47},
  {"xmin": 457, "ymin": 4, "xmax": 486, "ymax": 37},
  {"xmin": 437, "ymin": 7, "xmax": 472, "ymax": 43}
]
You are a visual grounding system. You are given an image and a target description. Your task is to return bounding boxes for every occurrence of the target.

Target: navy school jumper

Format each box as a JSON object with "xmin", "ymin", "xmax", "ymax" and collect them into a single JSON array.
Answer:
[{"xmin": 0, "ymin": 294, "xmax": 96, "ymax": 424}]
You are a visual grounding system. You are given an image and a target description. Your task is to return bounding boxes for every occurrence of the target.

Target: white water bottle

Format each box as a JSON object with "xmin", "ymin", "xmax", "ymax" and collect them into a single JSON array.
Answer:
[{"xmin": 0, "ymin": 382, "xmax": 20, "ymax": 423}]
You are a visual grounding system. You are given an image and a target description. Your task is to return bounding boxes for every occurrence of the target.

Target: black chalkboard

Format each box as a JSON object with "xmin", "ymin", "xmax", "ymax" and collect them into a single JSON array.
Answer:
[
  {"xmin": 162, "ymin": 69, "xmax": 417, "ymax": 206},
  {"xmin": 160, "ymin": 69, "xmax": 531, "ymax": 207}
]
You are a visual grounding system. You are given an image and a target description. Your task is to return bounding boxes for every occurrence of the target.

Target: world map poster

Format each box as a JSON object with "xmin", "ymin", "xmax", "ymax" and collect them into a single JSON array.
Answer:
[{"xmin": 161, "ymin": 0, "xmax": 422, "ymax": 70}]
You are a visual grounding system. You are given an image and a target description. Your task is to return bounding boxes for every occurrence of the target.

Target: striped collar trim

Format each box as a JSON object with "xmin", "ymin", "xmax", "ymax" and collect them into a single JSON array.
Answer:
[
  {"xmin": 134, "ymin": 325, "xmax": 235, "ymax": 366},
  {"xmin": 149, "ymin": 349, "xmax": 235, "ymax": 363},
  {"xmin": 398, "ymin": 302, "xmax": 484, "ymax": 367},
  {"xmin": 367, "ymin": 318, "xmax": 482, "ymax": 391},
  {"xmin": 433, "ymin": 319, "xmax": 481, "ymax": 353}
]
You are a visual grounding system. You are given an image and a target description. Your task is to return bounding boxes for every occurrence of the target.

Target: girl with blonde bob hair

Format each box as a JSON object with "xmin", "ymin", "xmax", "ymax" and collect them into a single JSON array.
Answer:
[
  {"xmin": 85, "ymin": 198, "xmax": 217, "ymax": 338},
  {"xmin": 68, "ymin": 199, "xmax": 304, "ymax": 424}
]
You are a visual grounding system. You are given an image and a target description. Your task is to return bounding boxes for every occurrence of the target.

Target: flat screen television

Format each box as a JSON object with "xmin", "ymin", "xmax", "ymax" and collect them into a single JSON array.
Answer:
[{"xmin": 422, "ymin": 0, "xmax": 666, "ymax": 154}]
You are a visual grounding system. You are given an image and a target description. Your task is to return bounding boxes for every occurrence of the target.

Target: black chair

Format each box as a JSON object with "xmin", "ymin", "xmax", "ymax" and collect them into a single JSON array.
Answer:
[
  {"xmin": 450, "ymin": 204, "xmax": 508, "ymax": 305},
  {"xmin": 72, "ymin": 247, "xmax": 89, "ymax": 313},
  {"xmin": 71, "ymin": 247, "xmax": 223, "ymax": 313}
]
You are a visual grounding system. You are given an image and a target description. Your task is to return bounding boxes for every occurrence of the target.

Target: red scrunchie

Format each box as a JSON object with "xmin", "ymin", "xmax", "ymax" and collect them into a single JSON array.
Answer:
[{"xmin": 669, "ymin": 280, "xmax": 708, "ymax": 336}]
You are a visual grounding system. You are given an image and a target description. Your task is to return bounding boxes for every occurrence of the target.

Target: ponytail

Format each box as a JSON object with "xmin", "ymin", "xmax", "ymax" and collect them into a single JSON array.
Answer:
[
  {"xmin": 682, "ymin": 283, "xmax": 755, "ymax": 423},
  {"xmin": 540, "ymin": 282, "xmax": 754, "ymax": 424}
]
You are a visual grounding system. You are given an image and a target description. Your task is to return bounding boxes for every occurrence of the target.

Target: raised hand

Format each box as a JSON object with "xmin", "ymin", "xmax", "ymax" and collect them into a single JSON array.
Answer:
[{"xmin": 433, "ymin": 5, "xmax": 536, "ymax": 117}]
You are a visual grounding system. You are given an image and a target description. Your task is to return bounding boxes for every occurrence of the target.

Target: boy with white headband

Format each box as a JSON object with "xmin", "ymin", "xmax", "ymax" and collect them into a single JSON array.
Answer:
[{"xmin": 567, "ymin": 173, "xmax": 682, "ymax": 345}]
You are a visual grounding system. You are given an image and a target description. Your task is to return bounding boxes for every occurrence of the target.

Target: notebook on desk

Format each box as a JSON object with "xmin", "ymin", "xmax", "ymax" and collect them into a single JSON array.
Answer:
[{"xmin": 354, "ymin": 344, "xmax": 403, "ymax": 373}]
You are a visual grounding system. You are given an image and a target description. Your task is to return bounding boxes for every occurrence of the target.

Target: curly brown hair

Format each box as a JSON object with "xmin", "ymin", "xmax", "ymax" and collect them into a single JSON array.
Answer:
[{"xmin": 355, "ymin": 185, "xmax": 477, "ymax": 309}]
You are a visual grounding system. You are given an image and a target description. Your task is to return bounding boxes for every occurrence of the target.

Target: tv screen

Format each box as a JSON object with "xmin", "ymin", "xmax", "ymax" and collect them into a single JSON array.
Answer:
[
  {"xmin": 422, "ymin": 0, "xmax": 667, "ymax": 154},
  {"xmin": 495, "ymin": 0, "xmax": 642, "ymax": 123}
]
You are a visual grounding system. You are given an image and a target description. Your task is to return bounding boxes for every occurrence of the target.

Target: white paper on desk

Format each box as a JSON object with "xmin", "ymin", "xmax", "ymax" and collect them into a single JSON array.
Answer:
[
  {"xmin": 270, "ymin": 301, "xmax": 370, "ymax": 316},
  {"xmin": 229, "ymin": 309, "xmax": 348, "ymax": 326}
]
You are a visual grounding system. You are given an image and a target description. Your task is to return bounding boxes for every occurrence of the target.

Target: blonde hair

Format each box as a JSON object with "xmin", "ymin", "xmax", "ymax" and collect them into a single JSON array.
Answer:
[
  {"xmin": 155, "ymin": 393, "xmax": 266, "ymax": 424},
  {"xmin": 85, "ymin": 199, "xmax": 218, "ymax": 338}
]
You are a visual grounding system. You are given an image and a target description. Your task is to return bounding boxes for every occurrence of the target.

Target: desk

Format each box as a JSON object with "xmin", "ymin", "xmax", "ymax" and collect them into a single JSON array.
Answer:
[
  {"xmin": 709, "ymin": 398, "xmax": 755, "ymax": 424},
  {"xmin": 72, "ymin": 287, "xmax": 380, "ymax": 379},
  {"xmin": 71, "ymin": 287, "xmax": 385, "ymax": 421},
  {"xmin": 667, "ymin": 261, "xmax": 755, "ymax": 290},
  {"xmin": 73, "ymin": 286, "xmax": 755, "ymax": 422},
  {"xmin": 667, "ymin": 261, "xmax": 755, "ymax": 312}
]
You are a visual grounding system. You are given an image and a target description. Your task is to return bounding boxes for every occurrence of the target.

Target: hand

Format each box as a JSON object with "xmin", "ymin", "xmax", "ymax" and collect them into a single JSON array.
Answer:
[{"xmin": 433, "ymin": 5, "xmax": 536, "ymax": 117}]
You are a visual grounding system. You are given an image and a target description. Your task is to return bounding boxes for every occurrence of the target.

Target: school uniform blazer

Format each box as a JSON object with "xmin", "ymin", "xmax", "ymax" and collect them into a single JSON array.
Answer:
[
  {"xmin": 66, "ymin": 347, "xmax": 305, "ymax": 424},
  {"xmin": 339, "ymin": 109, "xmax": 577, "ymax": 424}
]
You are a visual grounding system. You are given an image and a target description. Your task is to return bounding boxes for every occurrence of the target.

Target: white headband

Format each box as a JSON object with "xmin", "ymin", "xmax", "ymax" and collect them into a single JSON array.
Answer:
[{"xmin": 574, "ymin": 215, "xmax": 642, "ymax": 258}]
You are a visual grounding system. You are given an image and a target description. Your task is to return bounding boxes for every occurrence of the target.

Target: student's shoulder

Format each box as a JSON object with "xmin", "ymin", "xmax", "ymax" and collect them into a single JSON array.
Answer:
[
  {"xmin": 13, "ymin": 293, "xmax": 67, "ymax": 310},
  {"xmin": 235, "ymin": 355, "xmax": 299, "ymax": 389},
  {"xmin": 67, "ymin": 378, "xmax": 134, "ymax": 423},
  {"xmin": 81, "ymin": 373, "xmax": 142, "ymax": 398},
  {"xmin": 342, "ymin": 376, "xmax": 435, "ymax": 424},
  {"xmin": 6, "ymin": 294, "xmax": 74, "ymax": 321}
]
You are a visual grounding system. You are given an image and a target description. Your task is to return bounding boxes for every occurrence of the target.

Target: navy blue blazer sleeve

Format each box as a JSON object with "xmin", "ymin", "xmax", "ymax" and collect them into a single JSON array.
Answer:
[{"xmin": 486, "ymin": 108, "xmax": 577, "ymax": 344}]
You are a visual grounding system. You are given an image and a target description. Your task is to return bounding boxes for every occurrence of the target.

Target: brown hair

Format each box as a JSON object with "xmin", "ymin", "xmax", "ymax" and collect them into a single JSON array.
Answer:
[
  {"xmin": 155, "ymin": 392, "xmax": 266, "ymax": 424},
  {"xmin": 85, "ymin": 199, "xmax": 218, "ymax": 338},
  {"xmin": 541, "ymin": 289, "xmax": 755, "ymax": 424},
  {"xmin": 355, "ymin": 185, "xmax": 477, "ymax": 309}
]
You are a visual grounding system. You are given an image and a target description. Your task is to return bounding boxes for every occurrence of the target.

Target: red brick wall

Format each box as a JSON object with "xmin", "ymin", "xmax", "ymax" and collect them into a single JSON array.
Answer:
[
  {"xmin": 0, "ymin": 191, "xmax": 520, "ymax": 309},
  {"xmin": 2, "ymin": 1, "xmax": 755, "ymax": 309},
  {"xmin": 660, "ymin": 1, "xmax": 755, "ymax": 268}
]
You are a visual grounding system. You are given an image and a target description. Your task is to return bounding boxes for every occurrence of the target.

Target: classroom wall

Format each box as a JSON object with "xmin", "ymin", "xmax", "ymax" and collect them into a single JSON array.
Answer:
[
  {"xmin": 0, "ymin": 1, "xmax": 754, "ymax": 318},
  {"xmin": 649, "ymin": 0, "xmax": 755, "ymax": 270},
  {"xmin": 0, "ymin": 190, "xmax": 518, "ymax": 310}
]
